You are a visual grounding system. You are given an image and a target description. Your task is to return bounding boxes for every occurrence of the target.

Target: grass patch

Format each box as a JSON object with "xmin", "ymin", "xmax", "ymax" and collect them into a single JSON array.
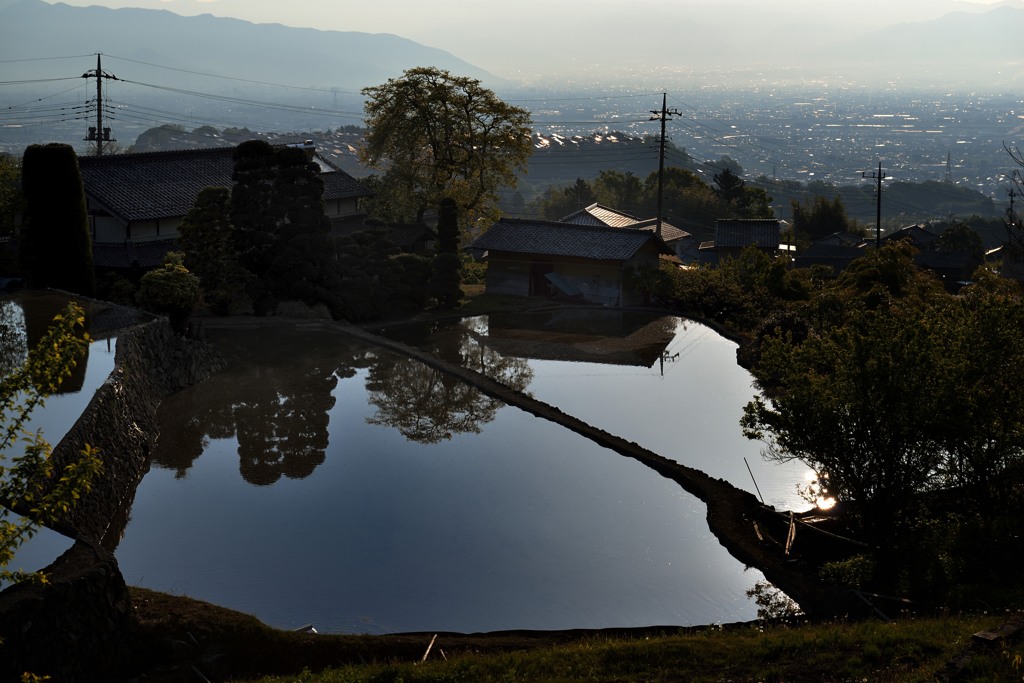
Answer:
[{"xmin": 129, "ymin": 590, "xmax": 1012, "ymax": 683}]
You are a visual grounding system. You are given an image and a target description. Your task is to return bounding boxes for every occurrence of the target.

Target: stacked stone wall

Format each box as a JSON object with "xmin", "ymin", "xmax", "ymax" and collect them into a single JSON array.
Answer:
[
  {"xmin": 50, "ymin": 318, "xmax": 224, "ymax": 539},
  {"xmin": 0, "ymin": 316, "xmax": 224, "ymax": 681}
]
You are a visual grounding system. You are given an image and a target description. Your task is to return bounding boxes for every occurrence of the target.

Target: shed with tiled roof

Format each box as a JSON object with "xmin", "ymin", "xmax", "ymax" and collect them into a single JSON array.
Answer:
[{"xmin": 471, "ymin": 218, "xmax": 672, "ymax": 306}]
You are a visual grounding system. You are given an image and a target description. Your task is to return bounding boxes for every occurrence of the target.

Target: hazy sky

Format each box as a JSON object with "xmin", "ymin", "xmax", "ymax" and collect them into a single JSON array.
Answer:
[{"xmin": 37, "ymin": 0, "xmax": 1021, "ymax": 81}]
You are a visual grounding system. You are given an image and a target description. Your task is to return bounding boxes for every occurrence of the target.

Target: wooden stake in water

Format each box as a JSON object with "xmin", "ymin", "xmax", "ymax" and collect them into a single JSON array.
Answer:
[{"xmin": 744, "ymin": 457, "xmax": 765, "ymax": 505}]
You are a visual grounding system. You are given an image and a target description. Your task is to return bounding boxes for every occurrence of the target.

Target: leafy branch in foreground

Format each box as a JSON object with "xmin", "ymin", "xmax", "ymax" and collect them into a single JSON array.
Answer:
[{"xmin": 0, "ymin": 302, "xmax": 102, "ymax": 585}]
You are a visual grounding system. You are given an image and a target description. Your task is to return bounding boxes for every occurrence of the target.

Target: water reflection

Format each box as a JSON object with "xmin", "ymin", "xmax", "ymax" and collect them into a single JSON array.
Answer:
[
  {"xmin": 115, "ymin": 312, "xmax": 812, "ymax": 633},
  {"xmin": 123, "ymin": 320, "xmax": 769, "ymax": 632},
  {"xmin": 384, "ymin": 310, "xmax": 812, "ymax": 512},
  {"xmin": 152, "ymin": 324, "xmax": 361, "ymax": 484},
  {"xmin": 0, "ymin": 293, "xmax": 92, "ymax": 393},
  {"xmin": 366, "ymin": 318, "xmax": 532, "ymax": 443}
]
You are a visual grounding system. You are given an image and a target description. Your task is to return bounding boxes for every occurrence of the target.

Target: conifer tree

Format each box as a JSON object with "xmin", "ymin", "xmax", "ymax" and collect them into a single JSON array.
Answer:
[{"xmin": 20, "ymin": 144, "xmax": 95, "ymax": 296}]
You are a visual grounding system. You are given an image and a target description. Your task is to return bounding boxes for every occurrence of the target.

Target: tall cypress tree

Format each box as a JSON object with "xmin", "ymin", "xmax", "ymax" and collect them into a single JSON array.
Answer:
[
  {"xmin": 20, "ymin": 144, "xmax": 95, "ymax": 296},
  {"xmin": 230, "ymin": 140, "xmax": 278, "ymax": 312},
  {"xmin": 177, "ymin": 186, "xmax": 250, "ymax": 314}
]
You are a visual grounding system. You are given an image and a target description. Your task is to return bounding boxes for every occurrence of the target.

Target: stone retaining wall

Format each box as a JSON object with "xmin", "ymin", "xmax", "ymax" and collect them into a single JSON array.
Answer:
[
  {"xmin": 0, "ymin": 316, "xmax": 224, "ymax": 681},
  {"xmin": 50, "ymin": 318, "xmax": 224, "ymax": 540}
]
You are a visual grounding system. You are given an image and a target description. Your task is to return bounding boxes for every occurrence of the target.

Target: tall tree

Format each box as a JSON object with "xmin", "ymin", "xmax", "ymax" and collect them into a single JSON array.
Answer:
[
  {"xmin": 593, "ymin": 170, "xmax": 644, "ymax": 214},
  {"xmin": 263, "ymin": 146, "xmax": 337, "ymax": 310},
  {"xmin": 359, "ymin": 67, "xmax": 532, "ymax": 228},
  {"xmin": 790, "ymin": 195, "xmax": 856, "ymax": 247},
  {"xmin": 230, "ymin": 139, "xmax": 278, "ymax": 300},
  {"xmin": 20, "ymin": 144, "xmax": 95, "ymax": 296},
  {"xmin": 177, "ymin": 186, "xmax": 250, "ymax": 314}
]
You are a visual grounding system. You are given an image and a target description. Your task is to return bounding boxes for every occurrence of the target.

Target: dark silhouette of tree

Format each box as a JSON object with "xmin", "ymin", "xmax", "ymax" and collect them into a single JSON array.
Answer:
[
  {"xmin": 713, "ymin": 168, "xmax": 746, "ymax": 204},
  {"xmin": 790, "ymin": 195, "xmax": 857, "ymax": 247},
  {"xmin": 359, "ymin": 67, "xmax": 532, "ymax": 227},
  {"xmin": 535, "ymin": 178, "xmax": 597, "ymax": 219},
  {"xmin": 593, "ymin": 170, "xmax": 644, "ymax": 215},
  {"xmin": 177, "ymin": 186, "xmax": 251, "ymax": 314},
  {"xmin": 935, "ymin": 222, "xmax": 983, "ymax": 260},
  {"xmin": 20, "ymin": 144, "xmax": 95, "ymax": 296},
  {"xmin": 229, "ymin": 141, "xmax": 340, "ymax": 315},
  {"xmin": 0, "ymin": 154, "xmax": 21, "ymax": 241},
  {"xmin": 429, "ymin": 197, "xmax": 462, "ymax": 309},
  {"xmin": 230, "ymin": 140, "xmax": 278, "ymax": 312},
  {"xmin": 136, "ymin": 252, "xmax": 199, "ymax": 334}
]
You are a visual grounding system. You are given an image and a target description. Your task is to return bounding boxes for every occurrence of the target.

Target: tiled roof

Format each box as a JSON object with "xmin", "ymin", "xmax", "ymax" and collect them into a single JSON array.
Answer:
[
  {"xmin": 630, "ymin": 218, "xmax": 691, "ymax": 243},
  {"xmin": 561, "ymin": 203, "xmax": 640, "ymax": 228},
  {"xmin": 559, "ymin": 203, "xmax": 691, "ymax": 243},
  {"xmin": 472, "ymin": 218, "xmax": 670, "ymax": 261},
  {"xmin": 79, "ymin": 146, "xmax": 370, "ymax": 223},
  {"xmin": 714, "ymin": 219, "xmax": 781, "ymax": 249}
]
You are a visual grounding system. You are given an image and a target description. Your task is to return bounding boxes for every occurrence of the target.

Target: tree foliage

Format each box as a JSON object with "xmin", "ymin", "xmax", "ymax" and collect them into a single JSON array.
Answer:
[
  {"xmin": 741, "ymin": 245, "xmax": 1024, "ymax": 552},
  {"xmin": 136, "ymin": 252, "xmax": 200, "ymax": 334},
  {"xmin": 229, "ymin": 141, "xmax": 343, "ymax": 315},
  {"xmin": 0, "ymin": 154, "xmax": 21, "ymax": 241},
  {"xmin": 19, "ymin": 144, "xmax": 95, "ymax": 296},
  {"xmin": 177, "ymin": 186, "xmax": 251, "ymax": 314},
  {"xmin": 790, "ymin": 195, "xmax": 859, "ymax": 247},
  {"xmin": 532, "ymin": 165, "xmax": 773, "ymax": 233},
  {"xmin": 429, "ymin": 197, "xmax": 462, "ymax": 309},
  {"xmin": 359, "ymin": 67, "xmax": 532, "ymax": 227},
  {"xmin": 935, "ymin": 222, "xmax": 983, "ymax": 259},
  {"xmin": 0, "ymin": 302, "xmax": 101, "ymax": 585}
]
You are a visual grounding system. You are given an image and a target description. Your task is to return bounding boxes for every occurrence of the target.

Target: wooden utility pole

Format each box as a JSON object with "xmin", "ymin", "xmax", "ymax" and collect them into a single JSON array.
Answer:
[
  {"xmin": 650, "ymin": 93, "xmax": 681, "ymax": 238},
  {"xmin": 82, "ymin": 53, "xmax": 117, "ymax": 155},
  {"xmin": 863, "ymin": 162, "xmax": 887, "ymax": 248}
]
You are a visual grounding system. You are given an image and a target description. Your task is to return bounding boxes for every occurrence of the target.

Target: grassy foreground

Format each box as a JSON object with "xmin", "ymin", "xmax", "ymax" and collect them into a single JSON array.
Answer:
[{"xmin": 131, "ymin": 588, "xmax": 1022, "ymax": 682}]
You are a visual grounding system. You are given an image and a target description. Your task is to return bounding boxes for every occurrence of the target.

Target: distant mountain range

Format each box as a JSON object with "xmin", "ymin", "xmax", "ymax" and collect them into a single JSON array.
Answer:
[
  {"xmin": 2, "ymin": 0, "xmax": 1022, "ymax": 92},
  {"xmin": 0, "ymin": 0, "xmax": 503, "ymax": 90}
]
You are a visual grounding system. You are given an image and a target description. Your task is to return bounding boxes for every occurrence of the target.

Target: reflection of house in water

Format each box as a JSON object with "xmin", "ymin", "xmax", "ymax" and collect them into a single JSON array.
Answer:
[{"xmin": 479, "ymin": 310, "xmax": 679, "ymax": 369}]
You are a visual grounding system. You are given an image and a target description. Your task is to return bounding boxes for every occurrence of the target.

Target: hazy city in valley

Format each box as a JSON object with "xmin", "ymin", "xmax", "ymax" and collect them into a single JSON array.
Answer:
[{"xmin": 2, "ymin": 0, "xmax": 1023, "ymax": 216}]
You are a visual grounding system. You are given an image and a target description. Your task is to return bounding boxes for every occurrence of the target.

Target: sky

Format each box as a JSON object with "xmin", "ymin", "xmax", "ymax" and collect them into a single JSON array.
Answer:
[{"xmin": 35, "ymin": 0, "xmax": 1023, "ymax": 82}]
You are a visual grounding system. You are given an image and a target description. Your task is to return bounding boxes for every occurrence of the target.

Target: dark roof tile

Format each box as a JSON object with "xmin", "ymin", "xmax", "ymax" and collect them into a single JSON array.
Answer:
[
  {"xmin": 472, "ymin": 218, "xmax": 670, "ymax": 261},
  {"xmin": 79, "ymin": 146, "xmax": 370, "ymax": 223}
]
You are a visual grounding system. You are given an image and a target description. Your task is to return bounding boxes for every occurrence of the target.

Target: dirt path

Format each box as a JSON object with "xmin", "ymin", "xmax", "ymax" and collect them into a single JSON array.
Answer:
[{"xmin": 337, "ymin": 322, "xmax": 850, "ymax": 619}]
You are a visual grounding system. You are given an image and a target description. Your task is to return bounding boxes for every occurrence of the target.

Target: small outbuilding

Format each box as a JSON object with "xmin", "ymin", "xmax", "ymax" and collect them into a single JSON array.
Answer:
[{"xmin": 471, "ymin": 218, "xmax": 673, "ymax": 307}]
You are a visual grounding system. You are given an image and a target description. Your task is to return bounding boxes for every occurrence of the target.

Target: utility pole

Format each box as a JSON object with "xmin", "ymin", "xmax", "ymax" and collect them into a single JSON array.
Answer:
[
  {"xmin": 650, "ymin": 93, "xmax": 681, "ymax": 239},
  {"xmin": 82, "ymin": 53, "xmax": 117, "ymax": 156},
  {"xmin": 863, "ymin": 162, "xmax": 887, "ymax": 248}
]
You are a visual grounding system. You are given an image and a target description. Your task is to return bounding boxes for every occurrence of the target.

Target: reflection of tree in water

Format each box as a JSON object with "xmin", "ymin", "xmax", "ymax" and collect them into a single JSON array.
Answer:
[
  {"xmin": 235, "ymin": 364, "xmax": 353, "ymax": 485},
  {"xmin": 150, "ymin": 328, "xmax": 362, "ymax": 484},
  {"xmin": 365, "ymin": 320, "xmax": 532, "ymax": 444},
  {"xmin": 0, "ymin": 295, "xmax": 90, "ymax": 392}
]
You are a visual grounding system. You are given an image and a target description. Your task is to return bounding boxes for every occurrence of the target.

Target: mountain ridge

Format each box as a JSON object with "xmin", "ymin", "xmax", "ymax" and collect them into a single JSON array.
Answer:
[{"xmin": 0, "ymin": 0, "xmax": 504, "ymax": 89}]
